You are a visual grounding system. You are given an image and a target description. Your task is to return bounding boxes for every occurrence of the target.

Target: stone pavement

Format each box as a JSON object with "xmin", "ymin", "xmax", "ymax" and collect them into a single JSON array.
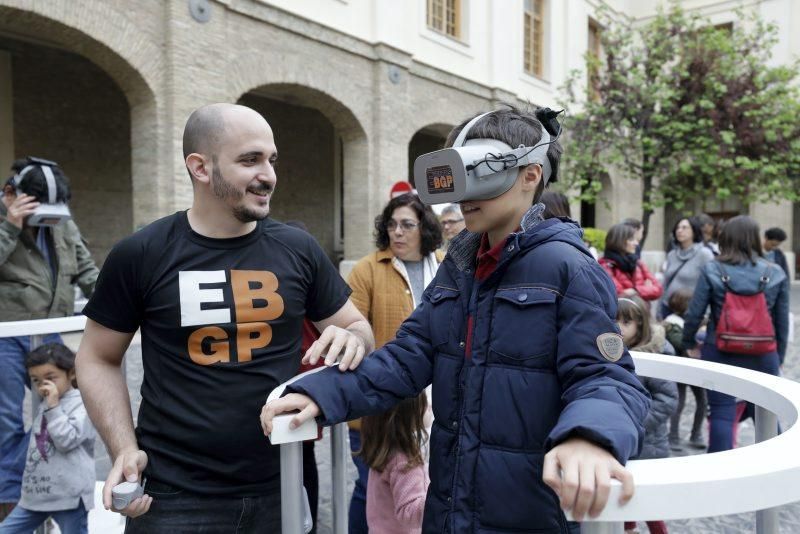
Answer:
[{"xmin": 41, "ymin": 285, "xmax": 800, "ymax": 533}]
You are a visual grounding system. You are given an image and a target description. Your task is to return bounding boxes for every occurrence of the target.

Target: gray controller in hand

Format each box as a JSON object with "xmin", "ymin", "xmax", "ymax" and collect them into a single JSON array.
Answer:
[{"xmin": 112, "ymin": 481, "xmax": 144, "ymax": 510}]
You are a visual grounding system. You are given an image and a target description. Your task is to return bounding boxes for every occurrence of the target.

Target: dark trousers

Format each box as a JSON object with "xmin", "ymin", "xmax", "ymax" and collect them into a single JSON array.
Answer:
[
  {"xmin": 669, "ymin": 383, "xmax": 707, "ymax": 439},
  {"xmin": 348, "ymin": 429, "xmax": 369, "ymax": 534},
  {"xmin": 701, "ymin": 344, "xmax": 780, "ymax": 453},
  {"xmin": 124, "ymin": 479, "xmax": 281, "ymax": 534}
]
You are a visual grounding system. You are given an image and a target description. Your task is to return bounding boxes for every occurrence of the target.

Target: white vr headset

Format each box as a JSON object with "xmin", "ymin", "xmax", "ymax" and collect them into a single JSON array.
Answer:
[
  {"xmin": 11, "ymin": 158, "xmax": 72, "ymax": 227},
  {"xmin": 414, "ymin": 111, "xmax": 557, "ymax": 205}
]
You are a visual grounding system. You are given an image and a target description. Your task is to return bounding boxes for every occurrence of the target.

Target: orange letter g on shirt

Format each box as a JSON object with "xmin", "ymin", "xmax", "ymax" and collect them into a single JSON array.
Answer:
[{"xmin": 180, "ymin": 270, "xmax": 285, "ymax": 365}]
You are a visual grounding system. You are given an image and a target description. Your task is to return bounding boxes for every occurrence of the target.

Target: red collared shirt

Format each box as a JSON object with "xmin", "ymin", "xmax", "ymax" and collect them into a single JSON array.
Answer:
[{"xmin": 466, "ymin": 233, "xmax": 509, "ymax": 357}]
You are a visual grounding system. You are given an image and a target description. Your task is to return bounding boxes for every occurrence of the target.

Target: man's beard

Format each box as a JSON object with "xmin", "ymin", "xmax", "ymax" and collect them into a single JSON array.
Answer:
[{"xmin": 211, "ymin": 166, "xmax": 271, "ymax": 223}]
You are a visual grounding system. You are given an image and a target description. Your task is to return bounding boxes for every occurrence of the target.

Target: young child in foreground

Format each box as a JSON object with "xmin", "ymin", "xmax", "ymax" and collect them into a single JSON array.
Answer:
[
  {"xmin": 0, "ymin": 344, "xmax": 95, "ymax": 534},
  {"xmin": 618, "ymin": 296, "xmax": 678, "ymax": 534},
  {"xmin": 361, "ymin": 394, "xmax": 429, "ymax": 534},
  {"xmin": 262, "ymin": 107, "xmax": 650, "ymax": 533}
]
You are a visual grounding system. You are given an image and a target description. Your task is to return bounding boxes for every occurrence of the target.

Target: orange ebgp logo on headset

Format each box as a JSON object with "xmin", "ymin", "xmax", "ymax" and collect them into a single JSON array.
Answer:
[{"xmin": 426, "ymin": 165, "xmax": 455, "ymax": 194}]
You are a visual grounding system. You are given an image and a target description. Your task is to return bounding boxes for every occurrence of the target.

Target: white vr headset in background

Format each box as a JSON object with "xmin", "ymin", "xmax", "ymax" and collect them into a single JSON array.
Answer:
[
  {"xmin": 11, "ymin": 159, "xmax": 72, "ymax": 227},
  {"xmin": 414, "ymin": 111, "xmax": 558, "ymax": 205}
]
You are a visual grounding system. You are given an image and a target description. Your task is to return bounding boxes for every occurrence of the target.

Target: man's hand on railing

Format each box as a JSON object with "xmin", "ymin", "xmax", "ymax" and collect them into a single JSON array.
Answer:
[
  {"xmin": 302, "ymin": 325, "xmax": 367, "ymax": 371},
  {"xmin": 542, "ymin": 437, "xmax": 634, "ymax": 522},
  {"xmin": 103, "ymin": 448, "xmax": 152, "ymax": 517},
  {"xmin": 260, "ymin": 393, "xmax": 321, "ymax": 437}
]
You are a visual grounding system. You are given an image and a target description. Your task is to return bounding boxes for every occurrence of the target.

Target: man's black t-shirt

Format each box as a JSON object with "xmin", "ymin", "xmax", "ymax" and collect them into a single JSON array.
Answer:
[{"xmin": 83, "ymin": 212, "xmax": 351, "ymax": 495}]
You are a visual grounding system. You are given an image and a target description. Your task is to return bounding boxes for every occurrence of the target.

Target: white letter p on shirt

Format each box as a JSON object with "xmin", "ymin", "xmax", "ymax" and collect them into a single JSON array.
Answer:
[{"xmin": 179, "ymin": 270, "xmax": 231, "ymax": 327}]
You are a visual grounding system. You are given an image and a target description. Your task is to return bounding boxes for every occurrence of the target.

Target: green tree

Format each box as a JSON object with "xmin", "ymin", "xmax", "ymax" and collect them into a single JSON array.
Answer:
[{"xmin": 561, "ymin": 4, "xmax": 800, "ymax": 245}]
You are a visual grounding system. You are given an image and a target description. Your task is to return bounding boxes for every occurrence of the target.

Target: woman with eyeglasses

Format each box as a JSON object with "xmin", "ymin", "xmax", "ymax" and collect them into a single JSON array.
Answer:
[{"xmin": 344, "ymin": 193, "xmax": 444, "ymax": 534}]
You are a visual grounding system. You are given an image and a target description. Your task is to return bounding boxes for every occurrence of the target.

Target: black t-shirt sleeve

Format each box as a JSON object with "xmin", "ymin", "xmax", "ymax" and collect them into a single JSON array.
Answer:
[
  {"xmin": 304, "ymin": 238, "xmax": 352, "ymax": 322},
  {"xmin": 82, "ymin": 236, "xmax": 144, "ymax": 333}
]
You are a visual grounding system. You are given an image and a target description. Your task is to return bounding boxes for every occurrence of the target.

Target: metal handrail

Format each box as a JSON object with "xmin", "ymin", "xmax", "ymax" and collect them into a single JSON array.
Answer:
[{"xmin": 580, "ymin": 351, "xmax": 800, "ymax": 534}]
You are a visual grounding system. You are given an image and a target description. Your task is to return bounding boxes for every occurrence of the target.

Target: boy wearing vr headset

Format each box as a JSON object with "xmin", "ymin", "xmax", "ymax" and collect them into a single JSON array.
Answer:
[
  {"xmin": 0, "ymin": 158, "xmax": 99, "ymax": 519},
  {"xmin": 262, "ymin": 107, "xmax": 649, "ymax": 532}
]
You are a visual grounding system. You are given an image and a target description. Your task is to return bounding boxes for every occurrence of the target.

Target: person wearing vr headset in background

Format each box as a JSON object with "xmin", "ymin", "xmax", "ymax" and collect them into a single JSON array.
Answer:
[
  {"xmin": 262, "ymin": 106, "xmax": 649, "ymax": 533},
  {"xmin": 0, "ymin": 158, "xmax": 99, "ymax": 520}
]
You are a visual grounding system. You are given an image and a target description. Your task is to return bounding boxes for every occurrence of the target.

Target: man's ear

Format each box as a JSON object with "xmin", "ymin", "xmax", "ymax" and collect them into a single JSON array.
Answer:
[
  {"xmin": 519, "ymin": 164, "xmax": 543, "ymax": 193},
  {"xmin": 186, "ymin": 153, "xmax": 212, "ymax": 184},
  {"xmin": 2, "ymin": 184, "xmax": 17, "ymax": 199}
]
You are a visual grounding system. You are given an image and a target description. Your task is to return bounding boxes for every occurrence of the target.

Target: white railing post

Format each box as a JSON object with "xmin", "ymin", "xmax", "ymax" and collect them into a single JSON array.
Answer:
[
  {"xmin": 280, "ymin": 442, "xmax": 305, "ymax": 534},
  {"xmin": 580, "ymin": 523, "xmax": 624, "ymax": 534},
  {"xmin": 755, "ymin": 405, "xmax": 780, "ymax": 534},
  {"xmin": 330, "ymin": 423, "xmax": 349, "ymax": 534}
]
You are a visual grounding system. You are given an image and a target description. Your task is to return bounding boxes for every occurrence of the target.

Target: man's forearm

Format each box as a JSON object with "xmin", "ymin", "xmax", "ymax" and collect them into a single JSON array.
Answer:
[
  {"xmin": 76, "ymin": 355, "xmax": 138, "ymax": 459},
  {"xmin": 347, "ymin": 319, "xmax": 375, "ymax": 354}
]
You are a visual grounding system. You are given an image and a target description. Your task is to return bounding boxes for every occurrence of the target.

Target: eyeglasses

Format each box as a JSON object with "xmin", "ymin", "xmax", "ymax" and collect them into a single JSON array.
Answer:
[
  {"xmin": 387, "ymin": 220, "xmax": 419, "ymax": 232},
  {"xmin": 441, "ymin": 218, "xmax": 464, "ymax": 226}
]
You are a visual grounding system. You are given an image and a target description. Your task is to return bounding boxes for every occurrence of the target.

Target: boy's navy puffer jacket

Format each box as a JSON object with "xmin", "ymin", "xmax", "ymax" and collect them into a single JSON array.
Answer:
[{"xmin": 289, "ymin": 209, "xmax": 650, "ymax": 533}]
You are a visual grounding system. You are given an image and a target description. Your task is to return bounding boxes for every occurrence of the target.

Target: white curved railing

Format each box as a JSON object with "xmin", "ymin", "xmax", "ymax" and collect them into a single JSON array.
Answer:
[
  {"xmin": 579, "ymin": 352, "xmax": 799, "ymax": 534},
  {"xmin": 9, "ymin": 318, "xmax": 797, "ymax": 534},
  {"xmin": 271, "ymin": 352, "xmax": 800, "ymax": 534}
]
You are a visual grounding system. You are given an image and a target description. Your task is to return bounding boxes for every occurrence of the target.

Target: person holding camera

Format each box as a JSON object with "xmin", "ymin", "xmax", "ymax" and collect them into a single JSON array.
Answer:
[{"xmin": 0, "ymin": 158, "xmax": 98, "ymax": 520}]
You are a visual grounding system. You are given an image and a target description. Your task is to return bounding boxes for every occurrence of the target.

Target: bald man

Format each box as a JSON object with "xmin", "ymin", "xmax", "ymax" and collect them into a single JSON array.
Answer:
[{"xmin": 76, "ymin": 103, "xmax": 374, "ymax": 532}]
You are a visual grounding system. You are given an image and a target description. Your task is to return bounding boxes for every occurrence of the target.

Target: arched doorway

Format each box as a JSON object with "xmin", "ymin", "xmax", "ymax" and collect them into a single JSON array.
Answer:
[
  {"xmin": 0, "ymin": 3, "xmax": 160, "ymax": 263},
  {"xmin": 0, "ymin": 36, "xmax": 130, "ymax": 262},
  {"xmin": 237, "ymin": 84, "xmax": 368, "ymax": 262}
]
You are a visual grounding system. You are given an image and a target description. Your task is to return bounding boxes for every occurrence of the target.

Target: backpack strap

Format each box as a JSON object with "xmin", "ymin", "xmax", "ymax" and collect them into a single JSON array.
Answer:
[
  {"xmin": 758, "ymin": 264, "xmax": 772, "ymax": 292},
  {"xmin": 717, "ymin": 262, "xmax": 732, "ymax": 291},
  {"xmin": 717, "ymin": 261, "xmax": 771, "ymax": 293}
]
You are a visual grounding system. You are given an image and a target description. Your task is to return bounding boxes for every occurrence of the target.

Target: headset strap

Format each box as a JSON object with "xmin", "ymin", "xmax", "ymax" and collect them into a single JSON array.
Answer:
[{"xmin": 12, "ymin": 164, "xmax": 58, "ymax": 204}]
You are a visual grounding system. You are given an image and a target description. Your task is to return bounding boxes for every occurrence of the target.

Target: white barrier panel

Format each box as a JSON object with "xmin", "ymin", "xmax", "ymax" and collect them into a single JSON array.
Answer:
[
  {"xmin": 580, "ymin": 352, "xmax": 800, "ymax": 529},
  {"xmin": 0, "ymin": 315, "xmax": 86, "ymax": 338}
]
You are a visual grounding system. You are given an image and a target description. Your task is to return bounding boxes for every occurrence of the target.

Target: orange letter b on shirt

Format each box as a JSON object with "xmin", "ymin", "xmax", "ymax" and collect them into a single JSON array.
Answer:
[{"xmin": 230, "ymin": 270, "xmax": 285, "ymax": 323}]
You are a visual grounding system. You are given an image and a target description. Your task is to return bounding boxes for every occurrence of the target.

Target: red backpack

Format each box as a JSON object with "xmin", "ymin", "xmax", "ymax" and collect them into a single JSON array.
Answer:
[{"xmin": 715, "ymin": 263, "xmax": 777, "ymax": 355}]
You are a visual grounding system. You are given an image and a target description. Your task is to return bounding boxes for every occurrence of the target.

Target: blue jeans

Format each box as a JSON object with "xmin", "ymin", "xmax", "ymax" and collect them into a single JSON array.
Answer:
[
  {"xmin": 348, "ymin": 429, "xmax": 369, "ymax": 534},
  {"xmin": 0, "ymin": 502, "xmax": 87, "ymax": 534},
  {"xmin": 702, "ymin": 343, "xmax": 780, "ymax": 453},
  {"xmin": 124, "ymin": 478, "xmax": 281, "ymax": 534},
  {"xmin": 0, "ymin": 335, "xmax": 61, "ymax": 503}
]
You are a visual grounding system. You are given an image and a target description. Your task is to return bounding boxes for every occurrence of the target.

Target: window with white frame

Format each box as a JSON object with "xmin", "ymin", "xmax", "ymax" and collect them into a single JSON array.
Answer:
[
  {"xmin": 427, "ymin": 0, "xmax": 461, "ymax": 40},
  {"xmin": 523, "ymin": 0, "xmax": 545, "ymax": 78}
]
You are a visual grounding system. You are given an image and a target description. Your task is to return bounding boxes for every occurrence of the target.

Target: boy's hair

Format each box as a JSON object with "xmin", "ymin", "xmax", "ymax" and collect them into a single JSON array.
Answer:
[
  {"xmin": 7, "ymin": 158, "xmax": 71, "ymax": 203},
  {"xmin": 616, "ymin": 296, "xmax": 651, "ymax": 349},
  {"xmin": 605, "ymin": 223, "xmax": 636, "ymax": 256},
  {"xmin": 359, "ymin": 393, "xmax": 429, "ymax": 473},
  {"xmin": 541, "ymin": 191, "xmax": 571, "ymax": 219},
  {"xmin": 444, "ymin": 106, "xmax": 563, "ymax": 204},
  {"xmin": 26, "ymin": 343, "xmax": 77, "ymax": 387},
  {"xmin": 764, "ymin": 227, "xmax": 787, "ymax": 242},
  {"xmin": 374, "ymin": 193, "xmax": 443, "ymax": 255},
  {"xmin": 667, "ymin": 288, "xmax": 693, "ymax": 317}
]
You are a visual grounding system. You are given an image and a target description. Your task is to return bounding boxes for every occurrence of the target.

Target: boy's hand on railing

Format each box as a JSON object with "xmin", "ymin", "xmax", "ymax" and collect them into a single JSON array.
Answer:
[
  {"xmin": 260, "ymin": 393, "xmax": 321, "ymax": 436},
  {"xmin": 302, "ymin": 325, "xmax": 366, "ymax": 371},
  {"xmin": 103, "ymin": 449, "xmax": 152, "ymax": 517},
  {"xmin": 542, "ymin": 437, "xmax": 634, "ymax": 521}
]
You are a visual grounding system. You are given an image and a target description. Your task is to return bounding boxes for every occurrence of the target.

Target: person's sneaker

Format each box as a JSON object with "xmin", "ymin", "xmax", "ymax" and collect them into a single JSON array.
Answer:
[
  {"xmin": 669, "ymin": 436, "xmax": 683, "ymax": 451},
  {"xmin": 689, "ymin": 434, "xmax": 707, "ymax": 449}
]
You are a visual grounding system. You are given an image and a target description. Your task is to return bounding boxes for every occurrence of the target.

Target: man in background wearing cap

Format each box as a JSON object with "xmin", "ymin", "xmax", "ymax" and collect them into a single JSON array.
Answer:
[{"xmin": 0, "ymin": 158, "xmax": 99, "ymax": 519}]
